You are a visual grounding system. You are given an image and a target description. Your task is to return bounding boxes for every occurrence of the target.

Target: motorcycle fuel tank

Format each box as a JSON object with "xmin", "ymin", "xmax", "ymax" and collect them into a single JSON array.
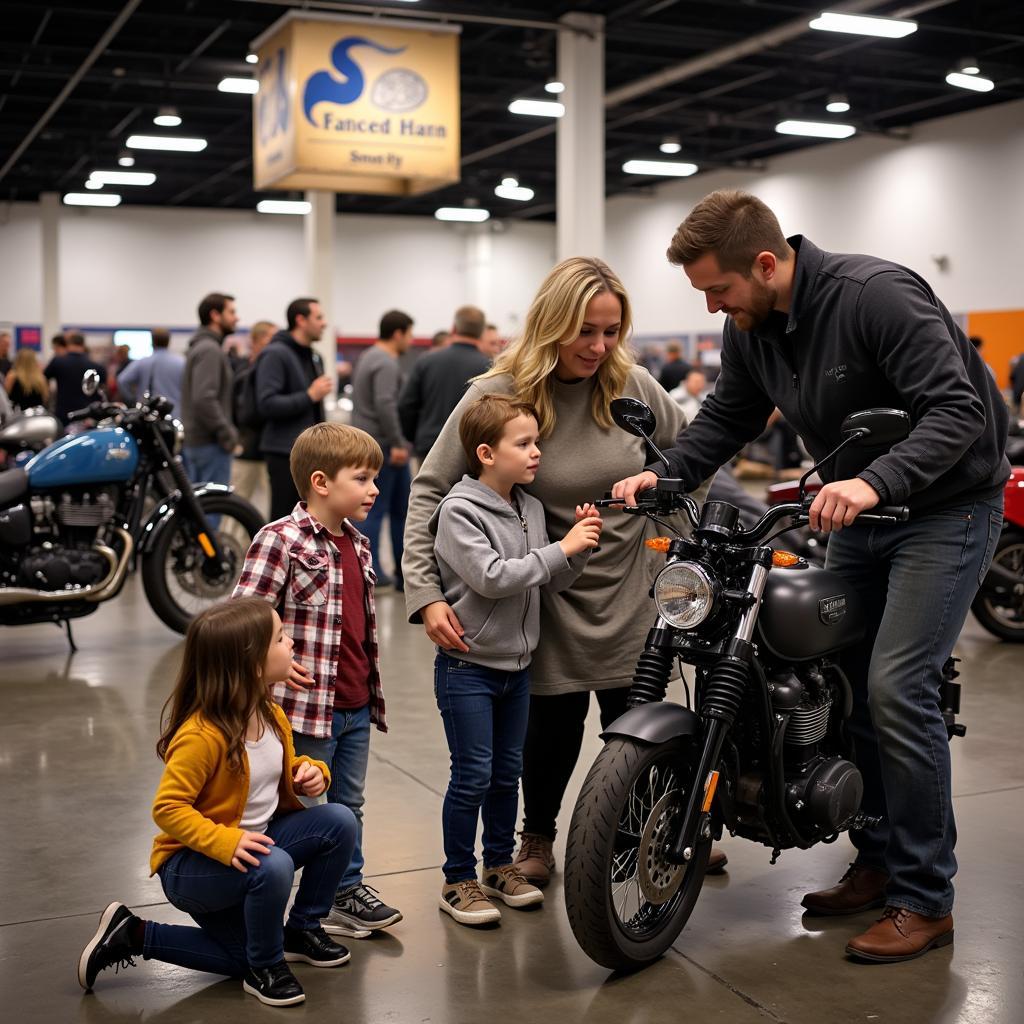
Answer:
[
  {"xmin": 755, "ymin": 562, "xmax": 865, "ymax": 662},
  {"xmin": 26, "ymin": 428, "xmax": 139, "ymax": 488}
]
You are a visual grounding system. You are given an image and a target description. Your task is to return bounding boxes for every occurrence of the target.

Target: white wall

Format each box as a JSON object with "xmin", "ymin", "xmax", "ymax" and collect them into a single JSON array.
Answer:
[{"xmin": 606, "ymin": 97, "xmax": 1024, "ymax": 335}]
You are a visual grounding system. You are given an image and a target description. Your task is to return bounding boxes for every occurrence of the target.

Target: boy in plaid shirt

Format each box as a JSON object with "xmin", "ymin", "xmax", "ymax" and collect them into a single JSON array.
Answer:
[{"xmin": 233, "ymin": 422, "xmax": 402, "ymax": 936}]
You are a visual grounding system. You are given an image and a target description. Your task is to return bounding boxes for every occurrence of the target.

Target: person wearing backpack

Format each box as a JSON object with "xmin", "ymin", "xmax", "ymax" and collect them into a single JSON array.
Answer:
[
  {"xmin": 232, "ymin": 321, "xmax": 276, "ymax": 517},
  {"xmin": 256, "ymin": 299, "xmax": 334, "ymax": 521}
]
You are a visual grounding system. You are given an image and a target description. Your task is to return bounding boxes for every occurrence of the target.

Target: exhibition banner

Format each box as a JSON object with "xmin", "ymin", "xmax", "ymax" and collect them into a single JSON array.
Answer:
[{"xmin": 252, "ymin": 12, "xmax": 460, "ymax": 195}]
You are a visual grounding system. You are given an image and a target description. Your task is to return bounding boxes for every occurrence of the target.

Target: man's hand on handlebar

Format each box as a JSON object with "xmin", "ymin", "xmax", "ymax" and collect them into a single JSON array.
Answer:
[
  {"xmin": 808, "ymin": 478, "xmax": 880, "ymax": 534},
  {"xmin": 610, "ymin": 470, "xmax": 660, "ymax": 507}
]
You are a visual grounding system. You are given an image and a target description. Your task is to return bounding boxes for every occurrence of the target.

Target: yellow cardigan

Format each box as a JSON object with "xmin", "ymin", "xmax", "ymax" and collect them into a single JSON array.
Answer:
[{"xmin": 150, "ymin": 703, "xmax": 330, "ymax": 874}]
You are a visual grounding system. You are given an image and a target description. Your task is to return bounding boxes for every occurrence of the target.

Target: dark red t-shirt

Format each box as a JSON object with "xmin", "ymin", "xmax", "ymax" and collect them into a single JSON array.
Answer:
[{"xmin": 327, "ymin": 531, "xmax": 371, "ymax": 711}]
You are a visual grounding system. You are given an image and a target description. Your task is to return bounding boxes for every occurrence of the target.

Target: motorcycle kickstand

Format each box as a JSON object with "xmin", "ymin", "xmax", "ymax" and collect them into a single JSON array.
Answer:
[{"xmin": 58, "ymin": 618, "xmax": 78, "ymax": 653}]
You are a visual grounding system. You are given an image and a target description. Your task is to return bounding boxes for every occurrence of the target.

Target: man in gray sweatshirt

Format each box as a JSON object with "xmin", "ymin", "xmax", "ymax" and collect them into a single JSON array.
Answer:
[{"xmin": 180, "ymin": 292, "xmax": 239, "ymax": 486}]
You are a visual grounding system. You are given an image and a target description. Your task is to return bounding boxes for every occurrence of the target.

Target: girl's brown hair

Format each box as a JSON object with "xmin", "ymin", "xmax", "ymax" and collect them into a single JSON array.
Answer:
[{"xmin": 157, "ymin": 598, "xmax": 280, "ymax": 772}]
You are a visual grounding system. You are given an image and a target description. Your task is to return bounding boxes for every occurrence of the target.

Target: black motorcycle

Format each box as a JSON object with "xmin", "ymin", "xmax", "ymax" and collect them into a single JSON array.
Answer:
[
  {"xmin": 563, "ymin": 399, "xmax": 964, "ymax": 971},
  {"xmin": 0, "ymin": 370, "xmax": 264, "ymax": 644}
]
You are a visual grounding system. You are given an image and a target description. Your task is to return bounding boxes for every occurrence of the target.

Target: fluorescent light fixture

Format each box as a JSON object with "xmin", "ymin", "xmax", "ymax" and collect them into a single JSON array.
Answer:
[
  {"xmin": 809, "ymin": 12, "xmax": 917, "ymax": 38},
  {"xmin": 256, "ymin": 199, "xmax": 311, "ymax": 215},
  {"xmin": 218, "ymin": 77, "xmax": 259, "ymax": 94},
  {"xmin": 154, "ymin": 106, "xmax": 182, "ymax": 127},
  {"xmin": 501, "ymin": 176, "xmax": 518, "ymax": 187},
  {"xmin": 434, "ymin": 207, "xmax": 491, "ymax": 222},
  {"xmin": 85, "ymin": 179, "xmax": 103, "ymax": 190},
  {"xmin": 775, "ymin": 119, "xmax": 856, "ymax": 139},
  {"xmin": 946, "ymin": 71, "xmax": 994, "ymax": 92},
  {"xmin": 246, "ymin": 53, "xmax": 259, "ymax": 64},
  {"xmin": 88, "ymin": 170, "xmax": 156, "ymax": 186},
  {"xmin": 64, "ymin": 193, "xmax": 122, "ymax": 207},
  {"xmin": 622, "ymin": 159, "xmax": 698, "ymax": 177},
  {"xmin": 127, "ymin": 134, "xmax": 207, "ymax": 152},
  {"xmin": 117, "ymin": 154, "xmax": 135, "ymax": 167},
  {"xmin": 495, "ymin": 183, "xmax": 534, "ymax": 201},
  {"xmin": 659, "ymin": 136, "xmax": 682, "ymax": 154},
  {"xmin": 545, "ymin": 79, "xmax": 565, "ymax": 94},
  {"xmin": 508, "ymin": 99, "xmax": 564, "ymax": 118},
  {"xmin": 826, "ymin": 93, "xmax": 850, "ymax": 113},
  {"xmin": 960, "ymin": 64, "xmax": 979, "ymax": 75}
]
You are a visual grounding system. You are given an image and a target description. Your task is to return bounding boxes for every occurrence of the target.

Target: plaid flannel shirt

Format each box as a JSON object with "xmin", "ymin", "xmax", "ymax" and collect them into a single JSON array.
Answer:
[{"xmin": 233, "ymin": 502, "xmax": 386, "ymax": 739}]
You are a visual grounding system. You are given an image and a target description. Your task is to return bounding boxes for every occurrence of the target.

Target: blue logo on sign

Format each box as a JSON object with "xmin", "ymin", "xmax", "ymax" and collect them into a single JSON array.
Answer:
[
  {"xmin": 257, "ymin": 48, "xmax": 289, "ymax": 145},
  {"xmin": 303, "ymin": 36, "xmax": 406, "ymax": 126}
]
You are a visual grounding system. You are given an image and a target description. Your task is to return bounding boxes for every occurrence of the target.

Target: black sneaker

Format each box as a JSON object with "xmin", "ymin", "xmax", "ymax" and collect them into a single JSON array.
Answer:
[
  {"xmin": 78, "ymin": 902, "xmax": 141, "ymax": 991},
  {"xmin": 243, "ymin": 961, "xmax": 305, "ymax": 1007},
  {"xmin": 283, "ymin": 925, "xmax": 351, "ymax": 967},
  {"xmin": 324, "ymin": 884, "xmax": 403, "ymax": 932}
]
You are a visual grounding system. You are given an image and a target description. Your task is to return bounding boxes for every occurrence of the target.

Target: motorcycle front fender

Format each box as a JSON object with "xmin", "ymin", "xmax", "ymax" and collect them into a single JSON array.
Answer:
[
  {"xmin": 600, "ymin": 702, "xmax": 701, "ymax": 746},
  {"xmin": 138, "ymin": 483, "xmax": 234, "ymax": 557}
]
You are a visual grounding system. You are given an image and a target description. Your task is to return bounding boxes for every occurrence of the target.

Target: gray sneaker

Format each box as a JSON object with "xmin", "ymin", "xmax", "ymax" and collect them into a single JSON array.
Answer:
[{"xmin": 322, "ymin": 884, "xmax": 402, "ymax": 936}]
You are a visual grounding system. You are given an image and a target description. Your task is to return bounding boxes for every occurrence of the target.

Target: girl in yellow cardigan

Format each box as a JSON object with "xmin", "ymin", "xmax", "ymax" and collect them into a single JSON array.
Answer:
[{"xmin": 78, "ymin": 598, "xmax": 358, "ymax": 1008}]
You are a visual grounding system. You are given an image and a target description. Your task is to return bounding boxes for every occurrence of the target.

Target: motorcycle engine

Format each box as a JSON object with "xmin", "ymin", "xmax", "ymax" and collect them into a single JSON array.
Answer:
[{"xmin": 19, "ymin": 547, "xmax": 111, "ymax": 590}]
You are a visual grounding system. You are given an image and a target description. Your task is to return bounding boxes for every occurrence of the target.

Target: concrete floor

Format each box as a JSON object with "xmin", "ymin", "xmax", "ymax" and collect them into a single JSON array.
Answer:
[{"xmin": 2, "ymin": 576, "xmax": 1023, "ymax": 1024}]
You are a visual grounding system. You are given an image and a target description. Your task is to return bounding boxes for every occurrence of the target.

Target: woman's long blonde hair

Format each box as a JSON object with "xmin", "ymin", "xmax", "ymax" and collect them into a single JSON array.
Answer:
[
  {"xmin": 479, "ymin": 257, "xmax": 635, "ymax": 436},
  {"xmin": 10, "ymin": 349, "xmax": 48, "ymax": 401}
]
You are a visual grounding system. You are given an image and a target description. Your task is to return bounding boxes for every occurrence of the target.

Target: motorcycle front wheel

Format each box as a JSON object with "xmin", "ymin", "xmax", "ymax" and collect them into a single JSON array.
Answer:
[
  {"xmin": 564, "ymin": 737, "xmax": 709, "ymax": 972},
  {"xmin": 971, "ymin": 528, "xmax": 1024, "ymax": 642},
  {"xmin": 142, "ymin": 492, "xmax": 264, "ymax": 634}
]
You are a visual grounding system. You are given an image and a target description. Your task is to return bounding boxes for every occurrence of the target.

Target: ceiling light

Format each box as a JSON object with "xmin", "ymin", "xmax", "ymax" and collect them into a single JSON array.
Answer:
[
  {"xmin": 85, "ymin": 179, "xmax": 103, "ymax": 190},
  {"xmin": 622, "ymin": 159, "xmax": 698, "ymax": 177},
  {"xmin": 126, "ymin": 135, "xmax": 207, "ymax": 152},
  {"xmin": 495, "ymin": 182, "xmax": 534, "ymax": 201},
  {"xmin": 809, "ymin": 12, "xmax": 917, "ymax": 38},
  {"xmin": 501, "ymin": 176, "xmax": 519, "ymax": 187},
  {"xmin": 153, "ymin": 105, "xmax": 182, "ymax": 127},
  {"xmin": 434, "ymin": 207, "xmax": 491, "ymax": 222},
  {"xmin": 659, "ymin": 136, "xmax": 682, "ymax": 154},
  {"xmin": 256, "ymin": 199, "xmax": 311, "ymax": 215},
  {"xmin": 246, "ymin": 53, "xmax": 259, "ymax": 64},
  {"xmin": 959, "ymin": 61, "xmax": 980, "ymax": 75},
  {"xmin": 64, "ymin": 193, "xmax": 122, "ymax": 207},
  {"xmin": 826, "ymin": 93, "xmax": 850, "ymax": 113},
  {"xmin": 545, "ymin": 79, "xmax": 565, "ymax": 94},
  {"xmin": 218, "ymin": 77, "xmax": 259, "ymax": 94},
  {"xmin": 775, "ymin": 119, "xmax": 856, "ymax": 139},
  {"xmin": 117, "ymin": 152, "xmax": 135, "ymax": 167},
  {"xmin": 945, "ymin": 71, "xmax": 994, "ymax": 92},
  {"xmin": 88, "ymin": 170, "xmax": 156, "ymax": 186},
  {"xmin": 508, "ymin": 99, "xmax": 564, "ymax": 118}
]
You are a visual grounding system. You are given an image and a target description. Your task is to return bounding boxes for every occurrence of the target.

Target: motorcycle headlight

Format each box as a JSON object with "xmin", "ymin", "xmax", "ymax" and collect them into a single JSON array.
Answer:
[{"xmin": 653, "ymin": 561, "xmax": 716, "ymax": 630}]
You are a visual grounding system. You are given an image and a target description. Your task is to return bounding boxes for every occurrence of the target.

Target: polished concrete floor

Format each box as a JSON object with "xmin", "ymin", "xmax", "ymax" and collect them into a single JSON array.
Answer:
[{"xmin": 2, "ymin": 575, "xmax": 1023, "ymax": 1024}]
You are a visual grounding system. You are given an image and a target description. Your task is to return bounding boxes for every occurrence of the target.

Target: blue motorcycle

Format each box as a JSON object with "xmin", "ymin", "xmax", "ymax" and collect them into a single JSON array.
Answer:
[{"xmin": 0, "ymin": 370, "xmax": 264, "ymax": 643}]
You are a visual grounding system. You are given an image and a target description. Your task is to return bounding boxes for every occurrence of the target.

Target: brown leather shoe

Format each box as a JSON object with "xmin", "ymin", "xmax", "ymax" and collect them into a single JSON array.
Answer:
[
  {"xmin": 706, "ymin": 846, "xmax": 728, "ymax": 875},
  {"xmin": 513, "ymin": 833, "xmax": 555, "ymax": 887},
  {"xmin": 846, "ymin": 906, "xmax": 954, "ymax": 963},
  {"xmin": 801, "ymin": 862, "xmax": 888, "ymax": 916}
]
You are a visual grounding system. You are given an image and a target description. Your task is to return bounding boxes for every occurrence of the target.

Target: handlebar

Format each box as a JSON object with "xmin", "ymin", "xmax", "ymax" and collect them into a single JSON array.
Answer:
[{"xmin": 66, "ymin": 401, "xmax": 125, "ymax": 423}]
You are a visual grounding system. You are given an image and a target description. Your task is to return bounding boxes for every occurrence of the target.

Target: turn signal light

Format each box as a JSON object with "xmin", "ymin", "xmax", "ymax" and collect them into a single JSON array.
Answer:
[
  {"xmin": 645, "ymin": 537, "xmax": 672, "ymax": 552},
  {"xmin": 772, "ymin": 550, "xmax": 801, "ymax": 567}
]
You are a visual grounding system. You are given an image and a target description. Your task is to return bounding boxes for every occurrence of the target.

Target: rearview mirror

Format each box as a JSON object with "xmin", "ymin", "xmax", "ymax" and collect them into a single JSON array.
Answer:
[
  {"xmin": 611, "ymin": 398, "xmax": 658, "ymax": 438},
  {"xmin": 82, "ymin": 369, "xmax": 101, "ymax": 396},
  {"xmin": 841, "ymin": 408, "xmax": 910, "ymax": 447}
]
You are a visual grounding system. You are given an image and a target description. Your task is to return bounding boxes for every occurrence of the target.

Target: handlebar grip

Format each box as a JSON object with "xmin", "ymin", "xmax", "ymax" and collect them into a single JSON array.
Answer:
[
  {"xmin": 66, "ymin": 406, "xmax": 94, "ymax": 422},
  {"xmin": 863, "ymin": 505, "xmax": 910, "ymax": 522}
]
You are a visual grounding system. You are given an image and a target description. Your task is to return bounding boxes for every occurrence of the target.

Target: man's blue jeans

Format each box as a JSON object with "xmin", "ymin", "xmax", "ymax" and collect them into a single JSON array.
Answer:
[
  {"xmin": 291, "ymin": 705, "xmax": 371, "ymax": 892},
  {"xmin": 183, "ymin": 442, "xmax": 233, "ymax": 487},
  {"xmin": 434, "ymin": 653, "xmax": 531, "ymax": 883},
  {"xmin": 147, "ymin": 803, "xmax": 356, "ymax": 975},
  {"xmin": 825, "ymin": 497, "xmax": 1003, "ymax": 916},
  {"xmin": 362, "ymin": 461, "xmax": 411, "ymax": 581}
]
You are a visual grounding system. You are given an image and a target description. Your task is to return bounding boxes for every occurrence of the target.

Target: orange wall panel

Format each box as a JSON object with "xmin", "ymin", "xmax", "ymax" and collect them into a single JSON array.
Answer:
[{"xmin": 966, "ymin": 309, "xmax": 1024, "ymax": 390}]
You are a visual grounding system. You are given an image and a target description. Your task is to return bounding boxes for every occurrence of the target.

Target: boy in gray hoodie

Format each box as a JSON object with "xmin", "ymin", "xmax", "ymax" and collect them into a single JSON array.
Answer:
[{"xmin": 429, "ymin": 394, "xmax": 602, "ymax": 926}]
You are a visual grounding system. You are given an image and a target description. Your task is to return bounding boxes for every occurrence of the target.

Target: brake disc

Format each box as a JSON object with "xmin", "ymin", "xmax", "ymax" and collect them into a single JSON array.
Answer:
[{"xmin": 637, "ymin": 791, "xmax": 686, "ymax": 905}]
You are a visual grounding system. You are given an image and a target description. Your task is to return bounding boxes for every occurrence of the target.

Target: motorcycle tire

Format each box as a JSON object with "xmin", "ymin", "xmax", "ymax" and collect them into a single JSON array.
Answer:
[
  {"xmin": 142, "ymin": 492, "xmax": 264, "ymax": 634},
  {"xmin": 971, "ymin": 528, "xmax": 1024, "ymax": 643},
  {"xmin": 564, "ymin": 737, "xmax": 710, "ymax": 973}
]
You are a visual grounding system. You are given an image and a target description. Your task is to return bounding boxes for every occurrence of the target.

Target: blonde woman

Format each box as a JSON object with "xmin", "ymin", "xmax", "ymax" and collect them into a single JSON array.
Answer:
[
  {"xmin": 403, "ymin": 257, "xmax": 723, "ymax": 887},
  {"xmin": 5, "ymin": 348, "xmax": 50, "ymax": 411}
]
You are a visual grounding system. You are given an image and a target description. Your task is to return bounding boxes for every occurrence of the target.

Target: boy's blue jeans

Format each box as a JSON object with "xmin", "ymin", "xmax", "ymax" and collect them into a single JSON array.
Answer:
[
  {"xmin": 825, "ymin": 497, "xmax": 1003, "ymax": 917},
  {"xmin": 147, "ymin": 803, "xmax": 356, "ymax": 975},
  {"xmin": 291, "ymin": 705, "xmax": 371, "ymax": 892},
  {"xmin": 434, "ymin": 653, "xmax": 531, "ymax": 883}
]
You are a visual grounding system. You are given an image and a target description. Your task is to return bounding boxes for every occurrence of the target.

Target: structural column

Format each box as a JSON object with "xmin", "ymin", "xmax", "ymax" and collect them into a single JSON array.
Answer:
[
  {"xmin": 465, "ymin": 227, "xmax": 493, "ymax": 316},
  {"xmin": 40, "ymin": 192, "xmax": 61, "ymax": 357},
  {"xmin": 304, "ymin": 190, "xmax": 337, "ymax": 401},
  {"xmin": 556, "ymin": 13, "xmax": 605, "ymax": 261}
]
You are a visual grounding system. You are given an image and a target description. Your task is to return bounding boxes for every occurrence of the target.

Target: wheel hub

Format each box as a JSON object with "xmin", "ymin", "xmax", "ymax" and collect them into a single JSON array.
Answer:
[{"xmin": 637, "ymin": 791, "xmax": 685, "ymax": 905}]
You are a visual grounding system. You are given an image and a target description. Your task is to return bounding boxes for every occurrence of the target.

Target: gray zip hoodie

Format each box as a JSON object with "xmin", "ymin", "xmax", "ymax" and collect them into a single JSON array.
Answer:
[{"xmin": 429, "ymin": 475, "xmax": 589, "ymax": 671}]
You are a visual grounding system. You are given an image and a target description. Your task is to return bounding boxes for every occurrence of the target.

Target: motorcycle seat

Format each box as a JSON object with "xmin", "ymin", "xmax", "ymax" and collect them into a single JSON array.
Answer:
[{"xmin": 0, "ymin": 467, "xmax": 28, "ymax": 505}]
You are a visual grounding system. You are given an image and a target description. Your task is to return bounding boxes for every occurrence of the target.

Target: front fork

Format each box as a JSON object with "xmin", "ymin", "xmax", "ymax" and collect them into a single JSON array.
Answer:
[{"xmin": 665, "ymin": 558, "xmax": 771, "ymax": 865}]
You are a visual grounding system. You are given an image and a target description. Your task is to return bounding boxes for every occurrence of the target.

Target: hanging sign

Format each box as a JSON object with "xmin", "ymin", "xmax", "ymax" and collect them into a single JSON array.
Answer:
[{"xmin": 251, "ymin": 12, "xmax": 460, "ymax": 196}]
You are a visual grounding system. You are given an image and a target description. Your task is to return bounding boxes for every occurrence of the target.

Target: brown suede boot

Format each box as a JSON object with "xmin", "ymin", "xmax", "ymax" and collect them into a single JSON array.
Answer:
[
  {"xmin": 513, "ymin": 833, "xmax": 556, "ymax": 887},
  {"xmin": 846, "ymin": 906, "xmax": 954, "ymax": 963},
  {"xmin": 706, "ymin": 846, "xmax": 728, "ymax": 875},
  {"xmin": 801, "ymin": 863, "xmax": 888, "ymax": 916}
]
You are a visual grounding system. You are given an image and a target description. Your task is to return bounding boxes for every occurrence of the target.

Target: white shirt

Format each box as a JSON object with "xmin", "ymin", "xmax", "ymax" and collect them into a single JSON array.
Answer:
[{"xmin": 239, "ymin": 724, "xmax": 284, "ymax": 834}]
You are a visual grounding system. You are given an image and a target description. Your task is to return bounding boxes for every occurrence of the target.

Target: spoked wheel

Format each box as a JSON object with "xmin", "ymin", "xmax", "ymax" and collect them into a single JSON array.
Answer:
[
  {"xmin": 142, "ymin": 492, "xmax": 264, "ymax": 633},
  {"xmin": 564, "ymin": 738, "xmax": 710, "ymax": 972},
  {"xmin": 971, "ymin": 530, "xmax": 1024, "ymax": 642}
]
